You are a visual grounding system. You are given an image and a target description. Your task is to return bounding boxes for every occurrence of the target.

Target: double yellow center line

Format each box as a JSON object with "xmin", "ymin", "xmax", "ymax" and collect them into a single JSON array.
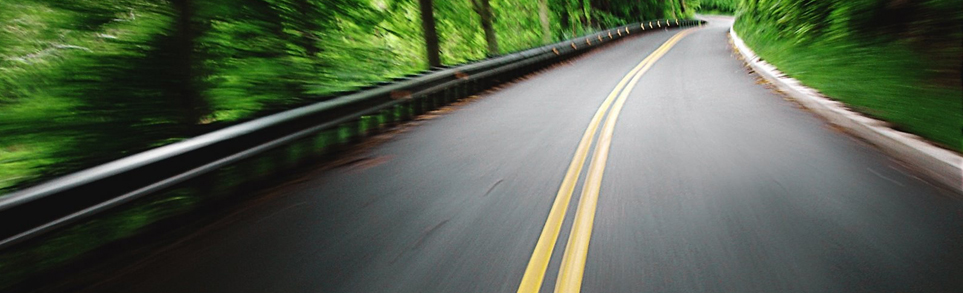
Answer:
[{"xmin": 517, "ymin": 29, "xmax": 694, "ymax": 293}]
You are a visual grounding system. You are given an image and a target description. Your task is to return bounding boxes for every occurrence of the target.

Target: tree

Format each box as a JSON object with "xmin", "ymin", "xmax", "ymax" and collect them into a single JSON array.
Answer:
[
  {"xmin": 666, "ymin": 0, "xmax": 679, "ymax": 18},
  {"xmin": 418, "ymin": 0, "xmax": 441, "ymax": 67},
  {"xmin": 471, "ymin": 0, "xmax": 499, "ymax": 55},
  {"xmin": 537, "ymin": 0, "xmax": 552, "ymax": 44},
  {"xmin": 1, "ymin": 0, "xmax": 695, "ymax": 192},
  {"xmin": 170, "ymin": 0, "xmax": 206, "ymax": 127}
]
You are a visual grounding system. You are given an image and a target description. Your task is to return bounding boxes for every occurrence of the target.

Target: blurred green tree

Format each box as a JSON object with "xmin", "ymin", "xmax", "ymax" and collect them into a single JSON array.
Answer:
[{"xmin": 0, "ymin": 0, "xmax": 688, "ymax": 193}]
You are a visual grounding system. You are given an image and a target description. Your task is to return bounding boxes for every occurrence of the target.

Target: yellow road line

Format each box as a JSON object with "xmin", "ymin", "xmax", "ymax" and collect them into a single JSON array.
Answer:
[
  {"xmin": 516, "ymin": 30, "xmax": 691, "ymax": 293},
  {"xmin": 554, "ymin": 29, "xmax": 693, "ymax": 293}
]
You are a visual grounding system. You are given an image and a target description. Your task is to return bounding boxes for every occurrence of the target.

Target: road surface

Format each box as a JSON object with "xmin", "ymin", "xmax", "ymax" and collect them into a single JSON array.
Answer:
[{"xmin": 79, "ymin": 16, "xmax": 963, "ymax": 292}]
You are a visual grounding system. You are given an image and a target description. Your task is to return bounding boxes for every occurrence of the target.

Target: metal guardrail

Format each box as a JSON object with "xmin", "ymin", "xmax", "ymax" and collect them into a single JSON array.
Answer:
[{"xmin": 0, "ymin": 19, "xmax": 705, "ymax": 250}]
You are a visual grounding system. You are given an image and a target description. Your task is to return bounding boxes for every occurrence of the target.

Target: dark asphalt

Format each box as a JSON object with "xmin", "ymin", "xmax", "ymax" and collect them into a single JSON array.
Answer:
[{"xmin": 82, "ymin": 16, "xmax": 963, "ymax": 292}]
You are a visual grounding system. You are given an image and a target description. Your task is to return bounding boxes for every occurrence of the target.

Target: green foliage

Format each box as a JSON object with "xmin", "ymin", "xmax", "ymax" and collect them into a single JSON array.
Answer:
[
  {"xmin": 0, "ymin": 0, "xmax": 686, "ymax": 193},
  {"xmin": 550, "ymin": 0, "xmax": 682, "ymax": 38},
  {"xmin": 0, "ymin": 1, "xmax": 688, "ymax": 289},
  {"xmin": 735, "ymin": 0, "xmax": 963, "ymax": 151},
  {"xmin": 0, "ymin": 0, "xmax": 689, "ymax": 288},
  {"xmin": 689, "ymin": 0, "xmax": 737, "ymax": 14}
]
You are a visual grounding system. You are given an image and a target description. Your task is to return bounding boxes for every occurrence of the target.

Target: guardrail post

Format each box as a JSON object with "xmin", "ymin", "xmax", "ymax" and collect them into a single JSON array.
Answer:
[
  {"xmin": 425, "ymin": 91, "xmax": 436, "ymax": 109},
  {"xmin": 341, "ymin": 119, "xmax": 361, "ymax": 144},
  {"xmin": 466, "ymin": 79, "xmax": 475, "ymax": 96},
  {"xmin": 440, "ymin": 87, "xmax": 450, "ymax": 105},
  {"xmin": 411, "ymin": 95, "xmax": 424, "ymax": 116},
  {"xmin": 235, "ymin": 159, "xmax": 256, "ymax": 187},
  {"xmin": 282, "ymin": 139, "xmax": 307, "ymax": 169},
  {"xmin": 455, "ymin": 83, "xmax": 465, "ymax": 101},
  {"xmin": 388, "ymin": 104, "xmax": 399, "ymax": 126},
  {"xmin": 379, "ymin": 108, "xmax": 395, "ymax": 129},
  {"xmin": 207, "ymin": 166, "xmax": 238, "ymax": 198},
  {"xmin": 421, "ymin": 93, "xmax": 432, "ymax": 114},
  {"xmin": 398, "ymin": 102, "xmax": 410, "ymax": 122},
  {"xmin": 266, "ymin": 147, "xmax": 287, "ymax": 177},
  {"xmin": 313, "ymin": 129, "xmax": 333, "ymax": 154},
  {"xmin": 358, "ymin": 115, "xmax": 372, "ymax": 138},
  {"xmin": 423, "ymin": 93, "xmax": 434, "ymax": 113},
  {"xmin": 437, "ymin": 90, "xmax": 447, "ymax": 107}
]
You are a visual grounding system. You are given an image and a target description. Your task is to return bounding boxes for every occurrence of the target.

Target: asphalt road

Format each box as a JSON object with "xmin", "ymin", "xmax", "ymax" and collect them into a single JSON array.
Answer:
[{"xmin": 82, "ymin": 16, "xmax": 963, "ymax": 292}]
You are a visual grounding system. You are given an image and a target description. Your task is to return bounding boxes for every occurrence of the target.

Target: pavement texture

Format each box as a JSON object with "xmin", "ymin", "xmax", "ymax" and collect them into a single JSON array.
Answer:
[{"xmin": 79, "ymin": 16, "xmax": 963, "ymax": 292}]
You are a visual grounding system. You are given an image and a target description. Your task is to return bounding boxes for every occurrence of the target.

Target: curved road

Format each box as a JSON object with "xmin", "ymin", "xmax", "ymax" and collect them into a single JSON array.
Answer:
[{"xmin": 82, "ymin": 16, "xmax": 963, "ymax": 292}]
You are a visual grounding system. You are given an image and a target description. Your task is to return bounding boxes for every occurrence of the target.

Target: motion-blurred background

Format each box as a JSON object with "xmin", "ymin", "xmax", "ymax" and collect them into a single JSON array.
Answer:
[
  {"xmin": 1, "ymin": 0, "xmax": 959, "ymax": 196},
  {"xmin": 0, "ymin": 0, "xmax": 960, "ymax": 290}
]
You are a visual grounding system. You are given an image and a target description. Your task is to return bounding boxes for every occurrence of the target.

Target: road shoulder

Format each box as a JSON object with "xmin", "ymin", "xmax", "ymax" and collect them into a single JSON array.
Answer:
[{"xmin": 728, "ymin": 24, "xmax": 963, "ymax": 195}]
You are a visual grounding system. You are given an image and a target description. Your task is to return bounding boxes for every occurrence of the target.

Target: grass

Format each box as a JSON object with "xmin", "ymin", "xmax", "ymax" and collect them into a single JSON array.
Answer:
[
  {"xmin": 696, "ymin": 9, "xmax": 734, "ymax": 16},
  {"xmin": 734, "ymin": 21, "xmax": 963, "ymax": 152}
]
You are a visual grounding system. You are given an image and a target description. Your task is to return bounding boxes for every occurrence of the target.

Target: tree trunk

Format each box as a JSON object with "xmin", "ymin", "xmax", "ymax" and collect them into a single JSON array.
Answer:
[
  {"xmin": 472, "ymin": 0, "xmax": 499, "ymax": 56},
  {"xmin": 669, "ymin": 0, "xmax": 680, "ymax": 18},
  {"xmin": 679, "ymin": 0, "xmax": 687, "ymax": 15},
  {"xmin": 169, "ymin": 0, "xmax": 204, "ymax": 127},
  {"xmin": 297, "ymin": 0, "xmax": 320, "ymax": 58},
  {"xmin": 418, "ymin": 0, "xmax": 441, "ymax": 67},
  {"xmin": 581, "ymin": 0, "xmax": 591, "ymax": 28},
  {"xmin": 537, "ymin": 0, "xmax": 552, "ymax": 44}
]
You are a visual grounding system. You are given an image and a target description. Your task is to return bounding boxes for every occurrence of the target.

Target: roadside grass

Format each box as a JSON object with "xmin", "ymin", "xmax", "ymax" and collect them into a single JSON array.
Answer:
[
  {"xmin": 0, "ymin": 144, "xmax": 59, "ymax": 192},
  {"xmin": 696, "ymin": 9, "xmax": 734, "ymax": 16},
  {"xmin": 735, "ymin": 22, "xmax": 963, "ymax": 152}
]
